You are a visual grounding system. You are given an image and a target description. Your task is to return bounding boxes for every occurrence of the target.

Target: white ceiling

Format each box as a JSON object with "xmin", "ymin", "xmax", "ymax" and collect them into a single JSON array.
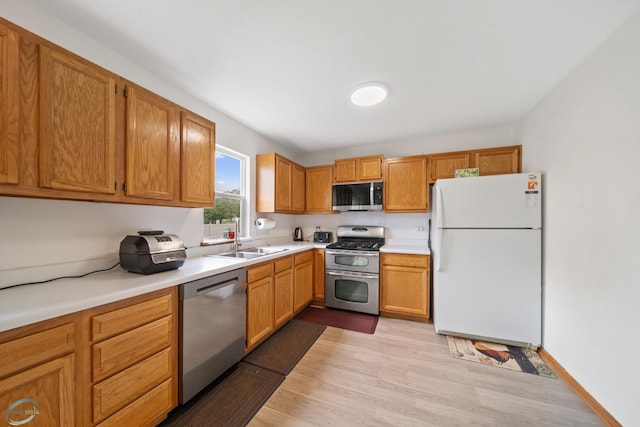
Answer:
[{"xmin": 21, "ymin": 0, "xmax": 640, "ymax": 152}]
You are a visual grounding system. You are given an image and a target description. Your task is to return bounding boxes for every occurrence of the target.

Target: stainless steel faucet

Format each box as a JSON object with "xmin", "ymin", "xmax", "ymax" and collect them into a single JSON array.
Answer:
[{"xmin": 232, "ymin": 217, "xmax": 240, "ymax": 252}]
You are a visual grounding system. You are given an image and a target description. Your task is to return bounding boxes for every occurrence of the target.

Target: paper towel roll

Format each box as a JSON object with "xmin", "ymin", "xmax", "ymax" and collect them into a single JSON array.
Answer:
[{"xmin": 255, "ymin": 218, "xmax": 276, "ymax": 230}]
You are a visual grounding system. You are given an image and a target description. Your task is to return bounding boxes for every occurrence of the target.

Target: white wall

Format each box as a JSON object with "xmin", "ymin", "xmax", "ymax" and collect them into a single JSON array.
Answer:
[
  {"xmin": 517, "ymin": 10, "xmax": 640, "ymax": 426},
  {"xmin": 0, "ymin": 2, "xmax": 298, "ymax": 284},
  {"xmin": 0, "ymin": 1, "xmax": 519, "ymax": 285},
  {"xmin": 297, "ymin": 125, "xmax": 515, "ymax": 166}
]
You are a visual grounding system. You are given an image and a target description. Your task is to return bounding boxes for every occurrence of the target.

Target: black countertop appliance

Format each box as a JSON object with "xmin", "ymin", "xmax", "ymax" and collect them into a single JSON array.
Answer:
[
  {"xmin": 313, "ymin": 231, "xmax": 333, "ymax": 243},
  {"xmin": 119, "ymin": 230, "xmax": 186, "ymax": 274}
]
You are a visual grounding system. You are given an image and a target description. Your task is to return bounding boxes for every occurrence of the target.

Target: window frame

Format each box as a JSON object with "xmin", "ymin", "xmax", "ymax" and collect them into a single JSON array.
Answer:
[{"xmin": 204, "ymin": 145, "xmax": 250, "ymax": 241}]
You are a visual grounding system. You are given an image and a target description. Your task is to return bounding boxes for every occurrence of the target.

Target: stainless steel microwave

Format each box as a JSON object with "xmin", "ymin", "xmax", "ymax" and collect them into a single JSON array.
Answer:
[{"xmin": 332, "ymin": 181, "xmax": 383, "ymax": 212}]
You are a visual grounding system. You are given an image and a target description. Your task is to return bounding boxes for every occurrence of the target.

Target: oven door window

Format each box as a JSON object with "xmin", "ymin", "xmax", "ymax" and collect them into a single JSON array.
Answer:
[
  {"xmin": 334, "ymin": 278, "xmax": 369, "ymax": 303},
  {"xmin": 334, "ymin": 254, "xmax": 371, "ymax": 268}
]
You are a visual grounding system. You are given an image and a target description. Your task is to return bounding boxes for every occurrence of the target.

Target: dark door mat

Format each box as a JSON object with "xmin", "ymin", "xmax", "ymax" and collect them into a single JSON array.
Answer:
[
  {"xmin": 160, "ymin": 362, "xmax": 283, "ymax": 427},
  {"xmin": 295, "ymin": 306, "xmax": 379, "ymax": 334},
  {"xmin": 243, "ymin": 319, "xmax": 326, "ymax": 375}
]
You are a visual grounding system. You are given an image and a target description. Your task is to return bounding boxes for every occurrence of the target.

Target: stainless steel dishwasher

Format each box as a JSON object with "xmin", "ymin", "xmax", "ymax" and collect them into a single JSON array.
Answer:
[{"xmin": 179, "ymin": 267, "xmax": 246, "ymax": 404}]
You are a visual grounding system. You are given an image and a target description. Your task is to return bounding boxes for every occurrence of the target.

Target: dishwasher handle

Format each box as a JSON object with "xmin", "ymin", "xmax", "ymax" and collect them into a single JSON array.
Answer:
[
  {"xmin": 180, "ymin": 268, "xmax": 246, "ymax": 300},
  {"xmin": 196, "ymin": 278, "xmax": 238, "ymax": 295}
]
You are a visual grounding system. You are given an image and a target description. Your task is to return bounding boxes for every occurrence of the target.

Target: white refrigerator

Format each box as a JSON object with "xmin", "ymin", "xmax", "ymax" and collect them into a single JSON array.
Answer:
[{"xmin": 431, "ymin": 172, "xmax": 542, "ymax": 348}]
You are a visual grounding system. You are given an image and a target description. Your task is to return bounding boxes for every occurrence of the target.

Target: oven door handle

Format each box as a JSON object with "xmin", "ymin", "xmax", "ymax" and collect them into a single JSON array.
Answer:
[
  {"xmin": 326, "ymin": 270, "xmax": 379, "ymax": 279},
  {"xmin": 326, "ymin": 251, "xmax": 379, "ymax": 257}
]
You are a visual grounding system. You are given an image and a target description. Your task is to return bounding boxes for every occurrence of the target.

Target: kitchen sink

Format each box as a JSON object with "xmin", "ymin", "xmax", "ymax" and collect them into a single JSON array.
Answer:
[
  {"xmin": 210, "ymin": 247, "xmax": 289, "ymax": 259},
  {"xmin": 240, "ymin": 247, "xmax": 289, "ymax": 255},
  {"xmin": 212, "ymin": 251, "xmax": 266, "ymax": 259}
]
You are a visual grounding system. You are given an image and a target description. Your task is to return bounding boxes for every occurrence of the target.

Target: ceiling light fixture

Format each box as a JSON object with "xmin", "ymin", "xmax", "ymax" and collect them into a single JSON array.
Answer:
[{"xmin": 349, "ymin": 82, "xmax": 388, "ymax": 107}]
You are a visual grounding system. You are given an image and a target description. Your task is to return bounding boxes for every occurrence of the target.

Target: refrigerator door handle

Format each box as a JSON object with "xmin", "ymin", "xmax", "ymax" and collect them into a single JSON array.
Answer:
[
  {"xmin": 436, "ymin": 229, "xmax": 444, "ymax": 271},
  {"xmin": 435, "ymin": 185, "xmax": 444, "ymax": 271},
  {"xmin": 435, "ymin": 185, "xmax": 443, "ymax": 229}
]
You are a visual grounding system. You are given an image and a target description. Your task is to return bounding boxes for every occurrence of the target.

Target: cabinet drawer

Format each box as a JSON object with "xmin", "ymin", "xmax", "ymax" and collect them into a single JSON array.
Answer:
[
  {"xmin": 93, "ymin": 348, "xmax": 172, "ymax": 423},
  {"xmin": 382, "ymin": 253, "xmax": 429, "ymax": 268},
  {"xmin": 91, "ymin": 293, "xmax": 173, "ymax": 342},
  {"xmin": 294, "ymin": 250, "xmax": 313, "ymax": 265},
  {"xmin": 96, "ymin": 378, "xmax": 174, "ymax": 427},
  {"xmin": 0, "ymin": 322, "xmax": 75, "ymax": 378},
  {"xmin": 247, "ymin": 262, "xmax": 273, "ymax": 282},
  {"xmin": 93, "ymin": 316, "xmax": 172, "ymax": 382},
  {"xmin": 274, "ymin": 255, "xmax": 293, "ymax": 273}
]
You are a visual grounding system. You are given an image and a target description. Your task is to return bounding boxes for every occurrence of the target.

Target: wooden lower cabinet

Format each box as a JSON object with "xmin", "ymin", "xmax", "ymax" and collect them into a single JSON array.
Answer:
[
  {"xmin": 273, "ymin": 256, "xmax": 294, "ymax": 328},
  {"xmin": 84, "ymin": 287, "xmax": 178, "ymax": 426},
  {"xmin": 246, "ymin": 251, "xmax": 314, "ymax": 352},
  {"xmin": 313, "ymin": 249, "xmax": 325, "ymax": 304},
  {"xmin": 293, "ymin": 250, "xmax": 313, "ymax": 313},
  {"xmin": 0, "ymin": 288, "xmax": 179, "ymax": 427},
  {"xmin": 0, "ymin": 316, "xmax": 78, "ymax": 426},
  {"xmin": 380, "ymin": 253, "xmax": 430, "ymax": 322},
  {"xmin": 246, "ymin": 262, "xmax": 275, "ymax": 350}
]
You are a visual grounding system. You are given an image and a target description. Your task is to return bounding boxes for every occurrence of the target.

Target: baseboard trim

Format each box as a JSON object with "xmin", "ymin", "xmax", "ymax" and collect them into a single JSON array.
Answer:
[{"xmin": 538, "ymin": 348, "xmax": 621, "ymax": 427}]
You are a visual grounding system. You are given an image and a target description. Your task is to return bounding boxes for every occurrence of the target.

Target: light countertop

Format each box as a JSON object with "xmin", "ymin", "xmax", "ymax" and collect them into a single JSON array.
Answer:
[
  {"xmin": 380, "ymin": 239, "xmax": 431, "ymax": 255},
  {"xmin": 0, "ymin": 243, "xmax": 315, "ymax": 333}
]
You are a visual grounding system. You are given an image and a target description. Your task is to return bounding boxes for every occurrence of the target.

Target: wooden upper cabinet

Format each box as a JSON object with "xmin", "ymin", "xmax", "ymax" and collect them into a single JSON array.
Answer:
[
  {"xmin": 0, "ymin": 23, "xmax": 19, "ymax": 185},
  {"xmin": 39, "ymin": 45, "xmax": 117, "ymax": 195},
  {"xmin": 334, "ymin": 155, "xmax": 383, "ymax": 182},
  {"xmin": 471, "ymin": 145, "xmax": 521, "ymax": 176},
  {"xmin": 384, "ymin": 155, "xmax": 429, "ymax": 212},
  {"xmin": 429, "ymin": 152, "xmax": 471, "ymax": 183},
  {"xmin": 125, "ymin": 85, "xmax": 179, "ymax": 201},
  {"xmin": 427, "ymin": 145, "xmax": 521, "ymax": 183},
  {"xmin": 292, "ymin": 163, "xmax": 305, "ymax": 213},
  {"xmin": 274, "ymin": 155, "xmax": 292, "ymax": 211},
  {"xmin": 256, "ymin": 152, "xmax": 305, "ymax": 213},
  {"xmin": 305, "ymin": 165, "xmax": 333, "ymax": 213},
  {"xmin": 180, "ymin": 111, "xmax": 215, "ymax": 206}
]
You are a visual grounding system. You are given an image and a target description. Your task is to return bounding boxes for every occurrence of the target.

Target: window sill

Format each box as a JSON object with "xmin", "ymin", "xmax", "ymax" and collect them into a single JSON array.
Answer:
[{"xmin": 200, "ymin": 236, "xmax": 252, "ymax": 246}]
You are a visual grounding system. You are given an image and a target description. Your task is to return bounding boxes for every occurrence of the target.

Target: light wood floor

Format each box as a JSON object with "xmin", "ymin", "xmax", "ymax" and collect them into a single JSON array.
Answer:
[{"xmin": 249, "ymin": 317, "xmax": 603, "ymax": 426}]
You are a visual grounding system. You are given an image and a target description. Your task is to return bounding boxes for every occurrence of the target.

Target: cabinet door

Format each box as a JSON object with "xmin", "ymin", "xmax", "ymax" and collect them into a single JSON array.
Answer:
[
  {"xmin": 429, "ymin": 152, "xmax": 471, "ymax": 183},
  {"xmin": 273, "ymin": 268, "xmax": 294, "ymax": 328},
  {"xmin": 274, "ymin": 155, "xmax": 292, "ymax": 211},
  {"xmin": 381, "ymin": 265, "xmax": 429, "ymax": 318},
  {"xmin": 125, "ymin": 85, "xmax": 179, "ymax": 201},
  {"xmin": 358, "ymin": 155, "xmax": 383, "ymax": 181},
  {"xmin": 39, "ymin": 45, "xmax": 117, "ymax": 194},
  {"xmin": 180, "ymin": 111, "xmax": 215, "ymax": 206},
  {"xmin": 246, "ymin": 276, "xmax": 274, "ymax": 349},
  {"xmin": 305, "ymin": 165, "xmax": 333, "ymax": 213},
  {"xmin": 472, "ymin": 146, "xmax": 521, "ymax": 176},
  {"xmin": 313, "ymin": 249, "xmax": 325, "ymax": 301},
  {"xmin": 334, "ymin": 155, "xmax": 383, "ymax": 182},
  {"xmin": 384, "ymin": 156, "xmax": 429, "ymax": 212},
  {"xmin": 293, "ymin": 253, "xmax": 313, "ymax": 312},
  {"xmin": 292, "ymin": 163, "xmax": 305, "ymax": 213},
  {"xmin": 0, "ymin": 23, "xmax": 19, "ymax": 185},
  {"xmin": 334, "ymin": 158, "xmax": 357, "ymax": 182},
  {"xmin": 0, "ymin": 354, "xmax": 75, "ymax": 426}
]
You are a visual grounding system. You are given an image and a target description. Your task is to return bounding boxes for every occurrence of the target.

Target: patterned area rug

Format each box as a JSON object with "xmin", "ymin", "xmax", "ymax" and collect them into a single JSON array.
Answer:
[{"xmin": 447, "ymin": 336, "xmax": 556, "ymax": 378}]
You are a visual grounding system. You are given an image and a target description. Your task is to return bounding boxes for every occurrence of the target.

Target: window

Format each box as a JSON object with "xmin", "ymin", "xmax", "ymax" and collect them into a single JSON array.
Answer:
[{"xmin": 204, "ymin": 146, "xmax": 249, "ymax": 239}]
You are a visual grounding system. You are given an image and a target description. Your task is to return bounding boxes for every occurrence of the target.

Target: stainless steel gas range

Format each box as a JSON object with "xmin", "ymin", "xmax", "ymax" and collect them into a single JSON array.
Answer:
[{"xmin": 324, "ymin": 225, "xmax": 384, "ymax": 315}]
